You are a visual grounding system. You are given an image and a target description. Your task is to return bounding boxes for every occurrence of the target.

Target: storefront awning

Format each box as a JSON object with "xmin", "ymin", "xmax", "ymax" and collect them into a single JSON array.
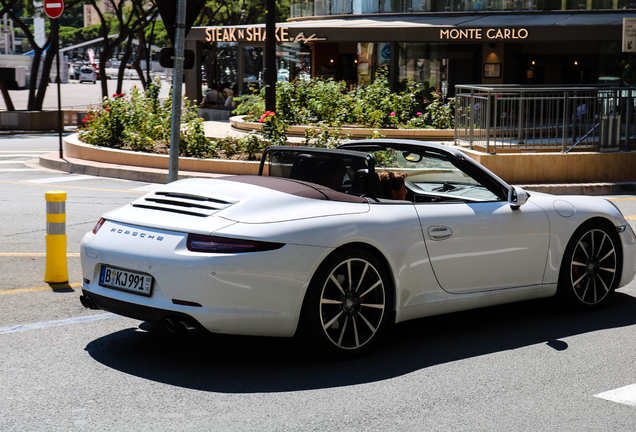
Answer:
[{"xmin": 188, "ymin": 11, "xmax": 636, "ymax": 43}]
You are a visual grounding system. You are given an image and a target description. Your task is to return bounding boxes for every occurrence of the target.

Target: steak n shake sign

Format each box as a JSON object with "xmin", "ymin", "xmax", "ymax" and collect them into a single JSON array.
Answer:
[
  {"xmin": 440, "ymin": 28, "xmax": 529, "ymax": 40},
  {"xmin": 205, "ymin": 26, "xmax": 326, "ymax": 43}
]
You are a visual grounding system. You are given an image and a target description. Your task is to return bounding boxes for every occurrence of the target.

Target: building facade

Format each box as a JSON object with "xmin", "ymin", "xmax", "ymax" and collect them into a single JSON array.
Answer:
[{"xmin": 184, "ymin": 1, "xmax": 636, "ymax": 106}]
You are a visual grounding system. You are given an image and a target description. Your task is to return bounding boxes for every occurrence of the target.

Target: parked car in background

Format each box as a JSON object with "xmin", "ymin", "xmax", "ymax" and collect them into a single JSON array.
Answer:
[{"xmin": 78, "ymin": 66, "xmax": 97, "ymax": 84}]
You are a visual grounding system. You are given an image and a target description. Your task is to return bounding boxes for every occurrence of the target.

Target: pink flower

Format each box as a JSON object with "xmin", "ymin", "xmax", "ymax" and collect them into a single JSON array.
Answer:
[
  {"xmin": 390, "ymin": 112, "xmax": 396, "ymax": 116},
  {"xmin": 258, "ymin": 118, "xmax": 264, "ymax": 123},
  {"xmin": 265, "ymin": 110, "xmax": 271, "ymax": 116},
  {"xmin": 416, "ymin": 112, "xmax": 422, "ymax": 116}
]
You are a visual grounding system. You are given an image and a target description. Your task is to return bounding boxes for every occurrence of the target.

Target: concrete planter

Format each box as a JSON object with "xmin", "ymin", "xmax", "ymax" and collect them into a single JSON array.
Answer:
[
  {"xmin": 64, "ymin": 134, "xmax": 261, "ymax": 176},
  {"xmin": 59, "ymin": 132, "xmax": 636, "ymax": 186},
  {"xmin": 229, "ymin": 116, "xmax": 455, "ymax": 141},
  {"xmin": 0, "ymin": 110, "xmax": 61, "ymax": 130}
]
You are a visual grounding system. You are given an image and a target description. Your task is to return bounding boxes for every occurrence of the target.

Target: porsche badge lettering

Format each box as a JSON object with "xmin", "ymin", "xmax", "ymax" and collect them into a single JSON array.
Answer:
[{"xmin": 110, "ymin": 228, "xmax": 164, "ymax": 241}]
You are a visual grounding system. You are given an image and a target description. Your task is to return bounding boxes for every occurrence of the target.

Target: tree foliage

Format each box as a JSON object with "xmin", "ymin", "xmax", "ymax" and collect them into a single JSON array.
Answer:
[
  {"xmin": 195, "ymin": 0, "xmax": 290, "ymax": 27},
  {"xmin": 0, "ymin": 0, "xmax": 83, "ymax": 111}
]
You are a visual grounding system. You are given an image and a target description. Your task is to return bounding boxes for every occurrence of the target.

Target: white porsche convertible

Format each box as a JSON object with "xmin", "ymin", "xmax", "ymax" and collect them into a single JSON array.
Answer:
[{"xmin": 80, "ymin": 140, "xmax": 636, "ymax": 356}]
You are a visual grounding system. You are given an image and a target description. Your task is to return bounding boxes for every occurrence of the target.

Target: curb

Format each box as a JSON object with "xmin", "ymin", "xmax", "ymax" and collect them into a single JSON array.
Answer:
[
  {"xmin": 519, "ymin": 182, "xmax": 636, "ymax": 196},
  {"xmin": 38, "ymin": 153, "xmax": 229, "ymax": 184}
]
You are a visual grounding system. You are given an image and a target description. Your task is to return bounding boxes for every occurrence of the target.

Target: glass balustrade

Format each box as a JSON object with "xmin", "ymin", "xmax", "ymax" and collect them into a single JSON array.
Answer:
[{"xmin": 290, "ymin": 0, "xmax": 634, "ymax": 17}]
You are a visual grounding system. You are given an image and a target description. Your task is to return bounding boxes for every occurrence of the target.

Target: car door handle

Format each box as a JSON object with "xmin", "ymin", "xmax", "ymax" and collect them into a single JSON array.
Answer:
[{"xmin": 428, "ymin": 226, "xmax": 453, "ymax": 241}]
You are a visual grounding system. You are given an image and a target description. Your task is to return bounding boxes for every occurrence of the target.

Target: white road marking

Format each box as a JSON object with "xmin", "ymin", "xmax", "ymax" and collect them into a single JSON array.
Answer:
[
  {"xmin": 22, "ymin": 175, "xmax": 97, "ymax": 183},
  {"xmin": 0, "ymin": 168, "xmax": 39, "ymax": 172},
  {"xmin": 0, "ymin": 154, "xmax": 46, "ymax": 158},
  {"xmin": 0, "ymin": 160, "xmax": 39, "ymax": 164},
  {"xmin": 595, "ymin": 384, "xmax": 636, "ymax": 406},
  {"xmin": 0, "ymin": 313, "xmax": 118, "ymax": 335},
  {"xmin": 0, "ymin": 150, "xmax": 48, "ymax": 153}
]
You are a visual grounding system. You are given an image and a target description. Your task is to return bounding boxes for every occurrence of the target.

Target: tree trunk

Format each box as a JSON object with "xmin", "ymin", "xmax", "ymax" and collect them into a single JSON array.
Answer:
[
  {"xmin": 116, "ymin": 36, "xmax": 135, "ymax": 95},
  {"xmin": 132, "ymin": 30, "xmax": 146, "ymax": 90},
  {"xmin": 33, "ymin": 20, "xmax": 59, "ymax": 111},
  {"xmin": 0, "ymin": 73, "xmax": 15, "ymax": 111}
]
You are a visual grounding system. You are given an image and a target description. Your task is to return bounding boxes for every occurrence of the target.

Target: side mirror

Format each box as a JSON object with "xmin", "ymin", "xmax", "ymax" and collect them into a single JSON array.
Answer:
[{"xmin": 508, "ymin": 185, "xmax": 529, "ymax": 209}]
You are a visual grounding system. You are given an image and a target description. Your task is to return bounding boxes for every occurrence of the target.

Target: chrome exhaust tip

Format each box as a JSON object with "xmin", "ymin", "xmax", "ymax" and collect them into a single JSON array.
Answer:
[
  {"xmin": 83, "ymin": 295, "xmax": 96, "ymax": 310},
  {"xmin": 164, "ymin": 318, "xmax": 177, "ymax": 333},
  {"xmin": 176, "ymin": 321, "xmax": 196, "ymax": 335}
]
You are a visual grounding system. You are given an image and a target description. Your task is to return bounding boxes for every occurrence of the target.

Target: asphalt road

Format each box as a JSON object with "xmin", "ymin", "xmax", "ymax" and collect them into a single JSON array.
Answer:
[{"xmin": 1, "ymin": 135, "xmax": 636, "ymax": 431}]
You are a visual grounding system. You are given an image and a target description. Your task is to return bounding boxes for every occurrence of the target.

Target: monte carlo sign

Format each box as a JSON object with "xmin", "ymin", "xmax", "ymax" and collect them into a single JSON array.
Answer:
[{"xmin": 439, "ymin": 28, "xmax": 529, "ymax": 40}]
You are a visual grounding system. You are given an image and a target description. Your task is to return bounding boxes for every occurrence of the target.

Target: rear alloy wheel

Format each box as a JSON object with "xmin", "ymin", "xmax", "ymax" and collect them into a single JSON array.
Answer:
[
  {"xmin": 303, "ymin": 249, "xmax": 392, "ymax": 356},
  {"xmin": 559, "ymin": 223, "xmax": 620, "ymax": 310}
]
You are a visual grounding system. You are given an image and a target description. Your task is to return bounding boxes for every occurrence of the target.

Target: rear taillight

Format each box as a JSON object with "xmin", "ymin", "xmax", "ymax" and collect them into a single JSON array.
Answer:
[
  {"xmin": 186, "ymin": 234, "xmax": 284, "ymax": 253},
  {"xmin": 92, "ymin": 218, "xmax": 106, "ymax": 234}
]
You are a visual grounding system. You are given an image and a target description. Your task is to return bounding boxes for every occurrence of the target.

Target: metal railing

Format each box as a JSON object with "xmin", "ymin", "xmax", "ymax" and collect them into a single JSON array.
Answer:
[{"xmin": 455, "ymin": 84, "xmax": 636, "ymax": 154}]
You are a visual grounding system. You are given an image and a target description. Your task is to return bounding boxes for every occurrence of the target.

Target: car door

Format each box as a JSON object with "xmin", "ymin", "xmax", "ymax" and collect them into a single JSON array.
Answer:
[
  {"xmin": 338, "ymin": 140, "xmax": 551, "ymax": 293},
  {"xmin": 416, "ymin": 200, "xmax": 550, "ymax": 293}
]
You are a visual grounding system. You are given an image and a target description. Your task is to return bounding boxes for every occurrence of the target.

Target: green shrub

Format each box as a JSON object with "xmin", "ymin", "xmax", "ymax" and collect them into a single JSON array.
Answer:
[
  {"xmin": 257, "ymin": 111, "xmax": 289, "ymax": 146},
  {"xmin": 79, "ymin": 78, "xmax": 211, "ymax": 157},
  {"xmin": 233, "ymin": 67, "xmax": 453, "ymax": 130},
  {"xmin": 303, "ymin": 122, "xmax": 349, "ymax": 148},
  {"xmin": 424, "ymin": 90, "xmax": 455, "ymax": 129}
]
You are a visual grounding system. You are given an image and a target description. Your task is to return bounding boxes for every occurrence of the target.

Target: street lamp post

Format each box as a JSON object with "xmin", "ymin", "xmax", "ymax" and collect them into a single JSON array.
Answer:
[
  {"xmin": 168, "ymin": 0, "xmax": 187, "ymax": 183},
  {"xmin": 264, "ymin": 0, "xmax": 276, "ymax": 112}
]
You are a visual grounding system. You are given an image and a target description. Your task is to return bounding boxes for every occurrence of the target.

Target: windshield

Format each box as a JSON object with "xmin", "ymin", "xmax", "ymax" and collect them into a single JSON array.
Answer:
[{"xmin": 373, "ymin": 148, "xmax": 502, "ymax": 202}]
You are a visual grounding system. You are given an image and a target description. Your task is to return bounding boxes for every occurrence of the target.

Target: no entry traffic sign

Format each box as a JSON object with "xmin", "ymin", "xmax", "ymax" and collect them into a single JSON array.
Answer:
[{"xmin": 44, "ymin": 0, "xmax": 64, "ymax": 19}]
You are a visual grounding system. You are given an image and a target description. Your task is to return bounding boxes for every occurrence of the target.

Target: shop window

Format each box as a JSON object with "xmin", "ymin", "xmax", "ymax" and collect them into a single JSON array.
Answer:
[
  {"xmin": 398, "ymin": 43, "xmax": 447, "ymax": 94},
  {"xmin": 357, "ymin": 42, "xmax": 393, "ymax": 85},
  {"xmin": 243, "ymin": 46, "xmax": 263, "ymax": 92},
  {"xmin": 278, "ymin": 42, "xmax": 312, "ymax": 82},
  {"xmin": 202, "ymin": 42, "xmax": 238, "ymax": 99}
]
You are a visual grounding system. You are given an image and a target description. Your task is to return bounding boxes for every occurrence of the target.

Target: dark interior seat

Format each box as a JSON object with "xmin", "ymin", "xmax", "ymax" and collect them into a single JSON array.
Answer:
[
  {"xmin": 349, "ymin": 168, "xmax": 384, "ymax": 198},
  {"xmin": 289, "ymin": 154, "xmax": 318, "ymax": 183}
]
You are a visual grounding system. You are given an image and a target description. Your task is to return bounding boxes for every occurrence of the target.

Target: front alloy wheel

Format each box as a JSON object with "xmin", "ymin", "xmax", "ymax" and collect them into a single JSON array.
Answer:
[
  {"xmin": 560, "ymin": 223, "xmax": 620, "ymax": 309},
  {"xmin": 303, "ymin": 250, "xmax": 392, "ymax": 356}
]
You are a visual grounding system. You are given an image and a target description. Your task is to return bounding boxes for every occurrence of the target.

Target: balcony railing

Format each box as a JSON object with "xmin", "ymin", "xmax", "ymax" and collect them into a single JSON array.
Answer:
[
  {"xmin": 454, "ymin": 84, "xmax": 636, "ymax": 154},
  {"xmin": 290, "ymin": 0, "xmax": 636, "ymax": 17}
]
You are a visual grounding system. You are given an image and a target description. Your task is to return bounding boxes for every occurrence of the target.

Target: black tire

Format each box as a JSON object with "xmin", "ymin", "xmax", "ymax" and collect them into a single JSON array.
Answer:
[
  {"xmin": 300, "ymin": 248, "xmax": 393, "ymax": 357},
  {"xmin": 558, "ymin": 222, "xmax": 621, "ymax": 311}
]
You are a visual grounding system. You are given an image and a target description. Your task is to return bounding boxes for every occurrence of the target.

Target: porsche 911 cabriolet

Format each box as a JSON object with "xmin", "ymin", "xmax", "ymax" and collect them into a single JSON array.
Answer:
[{"xmin": 79, "ymin": 140, "xmax": 636, "ymax": 356}]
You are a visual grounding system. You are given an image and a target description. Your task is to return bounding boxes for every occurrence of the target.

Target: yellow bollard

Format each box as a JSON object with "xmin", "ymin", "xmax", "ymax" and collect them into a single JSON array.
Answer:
[{"xmin": 44, "ymin": 190, "xmax": 68, "ymax": 284}]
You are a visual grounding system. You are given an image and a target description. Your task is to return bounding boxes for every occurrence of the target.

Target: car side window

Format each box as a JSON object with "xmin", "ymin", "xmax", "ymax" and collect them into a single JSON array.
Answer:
[{"xmin": 374, "ymin": 149, "xmax": 503, "ymax": 203}]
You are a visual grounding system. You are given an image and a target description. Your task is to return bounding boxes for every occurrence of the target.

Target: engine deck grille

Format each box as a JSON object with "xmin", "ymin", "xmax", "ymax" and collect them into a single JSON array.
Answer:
[{"xmin": 131, "ymin": 191, "xmax": 237, "ymax": 217}]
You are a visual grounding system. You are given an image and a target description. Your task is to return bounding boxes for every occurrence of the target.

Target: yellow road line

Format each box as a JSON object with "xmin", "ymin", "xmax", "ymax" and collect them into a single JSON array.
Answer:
[
  {"xmin": 627, "ymin": 215, "xmax": 636, "ymax": 220},
  {"xmin": 608, "ymin": 197, "xmax": 636, "ymax": 201},
  {"xmin": 0, "ymin": 253, "xmax": 80, "ymax": 257},
  {"xmin": 0, "ymin": 180, "xmax": 147, "ymax": 194},
  {"xmin": 0, "ymin": 282, "xmax": 82, "ymax": 295}
]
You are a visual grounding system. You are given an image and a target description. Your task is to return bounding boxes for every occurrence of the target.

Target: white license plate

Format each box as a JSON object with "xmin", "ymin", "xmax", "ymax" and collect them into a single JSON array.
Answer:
[{"xmin": 99, "ymin": 265, "xmax": 153, "ymax": 296}]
